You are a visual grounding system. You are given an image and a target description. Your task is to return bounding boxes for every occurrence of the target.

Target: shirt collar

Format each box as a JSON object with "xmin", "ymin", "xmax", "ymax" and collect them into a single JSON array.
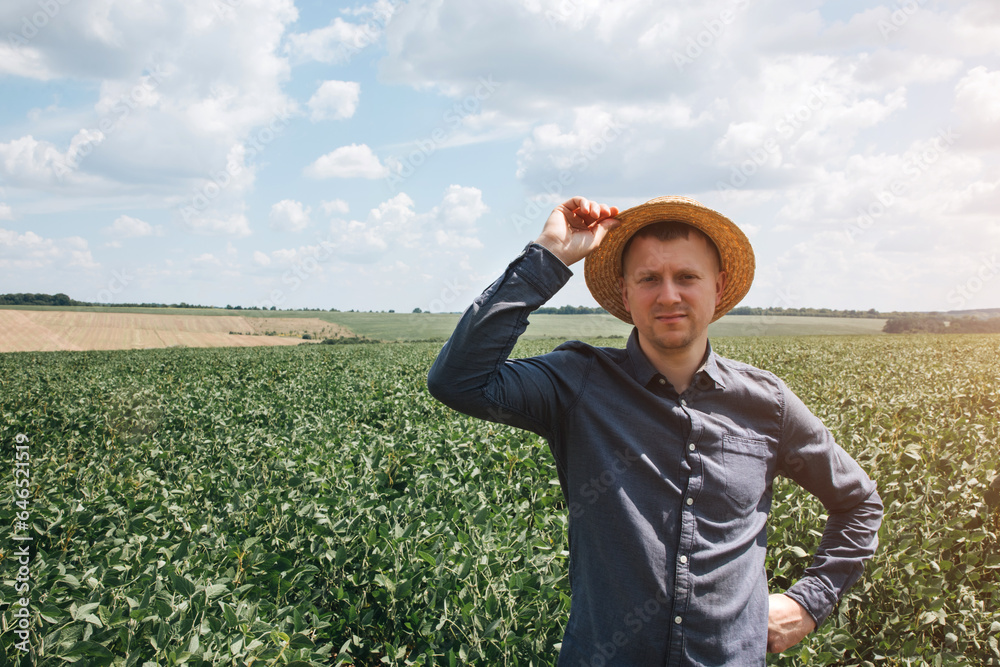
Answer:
[{"xmin": 625, "ymin": 328, "xmax": 727, "ymax": 391}]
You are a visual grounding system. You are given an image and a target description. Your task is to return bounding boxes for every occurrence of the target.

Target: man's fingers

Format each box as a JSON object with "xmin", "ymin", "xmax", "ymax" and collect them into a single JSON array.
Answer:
[
  {"xmin": 536, "ymin": 198, "xmax": 620, "ymax": 266},
  {"xmin": 567, "ymin": 199, "xmax": 618, "ymax": 227}
]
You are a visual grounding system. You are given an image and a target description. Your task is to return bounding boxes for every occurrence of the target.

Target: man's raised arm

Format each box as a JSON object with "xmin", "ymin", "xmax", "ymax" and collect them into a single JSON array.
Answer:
[{"xmin": 426, "ymin": 197, "xmax": 618, "ymax": 434}]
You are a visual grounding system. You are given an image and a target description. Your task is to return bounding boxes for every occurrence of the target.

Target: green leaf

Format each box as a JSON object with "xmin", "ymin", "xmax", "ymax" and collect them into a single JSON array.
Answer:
[
  {"xmin": 170, "ymin": 573, "xmax": 196, "ymax": 598},
  {"xmin": 373, "ymin": 573, "xmax": 395, "ymax": 593},
  {"xmin": 458, "ymin": 555, "xmax": 473, "ymax": 579},
  {"xmin": 221, "ymin": 602, "xmax": 238, "ymax": 627},
  {"xmin": 204, "ymin": 583, "xmax": 228, "ymax": 600},
  {"xmin": 63, "ymin": 641, "xmax": 115, "ymax": 658}
]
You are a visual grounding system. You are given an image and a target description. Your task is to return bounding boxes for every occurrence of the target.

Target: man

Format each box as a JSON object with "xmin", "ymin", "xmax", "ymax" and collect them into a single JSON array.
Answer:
[{"xmin": 427, "ymin": 195, "xmax": 882, "ymax": 665}]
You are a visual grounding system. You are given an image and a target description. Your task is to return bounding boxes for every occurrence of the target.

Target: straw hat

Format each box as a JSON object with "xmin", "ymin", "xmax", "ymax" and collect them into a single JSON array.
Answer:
[{"xmin": 584, "ymin": 195, "xmax": 755, "ymax": 324}]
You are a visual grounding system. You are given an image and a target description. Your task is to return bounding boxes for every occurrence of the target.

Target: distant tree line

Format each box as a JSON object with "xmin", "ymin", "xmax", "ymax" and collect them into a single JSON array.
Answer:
[
  {"xmin": 0, "ymin": 293, "xmax": 84, "ymax": 306},
  {"xmin": 728, "ymin": 306, "xmax": 887, "ymax": 318},
  {"xmin": 535, "ymin": 305, "xmax": 610, "ymax": 315},
  {"xmin": 0, "ymin": 293, "xmax": 344, "ymax": 311},
  {"xmin": 883, "ymin": 316, "xmax": 1000, "ymax": 334}
]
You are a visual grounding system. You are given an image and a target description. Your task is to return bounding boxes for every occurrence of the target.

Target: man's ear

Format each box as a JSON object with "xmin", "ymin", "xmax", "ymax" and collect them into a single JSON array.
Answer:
[
  {"xmin": 715, "ymin": 270, "xmax": 728, "ymax": 306},
  {"xmin": 619, "ymin": 275, "xmax": 631, "ymax": 315}
]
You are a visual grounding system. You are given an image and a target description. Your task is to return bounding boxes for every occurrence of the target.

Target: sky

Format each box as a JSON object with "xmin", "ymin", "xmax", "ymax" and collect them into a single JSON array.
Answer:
[{"xmin": 0, "ymin": 0, "xmax": 998, "ymax": 314}]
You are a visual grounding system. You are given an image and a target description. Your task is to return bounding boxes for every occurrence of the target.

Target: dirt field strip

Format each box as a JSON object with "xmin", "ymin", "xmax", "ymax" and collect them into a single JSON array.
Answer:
[
  {"xmin": 0, "ymin": 310, "xmax": 354, "ymax": 353},
  {"xmin": 0, "ymin": 309, "xmax": 82, "ymax": 351}
]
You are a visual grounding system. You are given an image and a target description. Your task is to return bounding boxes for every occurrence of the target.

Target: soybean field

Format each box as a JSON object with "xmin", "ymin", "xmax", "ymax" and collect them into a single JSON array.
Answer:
[{"xmin": 0, "ymin": 335, "xmax": 998, "ymax": 665}]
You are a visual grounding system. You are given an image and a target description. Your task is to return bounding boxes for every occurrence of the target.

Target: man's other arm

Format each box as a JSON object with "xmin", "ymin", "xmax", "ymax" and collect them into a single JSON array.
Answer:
[{"xmin": 773, "ymin": 381, "xmax": 884, "ymax": 643}]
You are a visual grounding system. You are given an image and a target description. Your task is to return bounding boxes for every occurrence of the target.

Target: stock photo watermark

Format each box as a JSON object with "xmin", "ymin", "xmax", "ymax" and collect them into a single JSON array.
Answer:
[
  {"xmin": 947, "ymin": 254, "xmax": 998, "ymax": 309},
  {"xmin": 671, "ymin": 0, "xmax": 751, "ymax": 72},
  {"xmin": 846, "ymin": 126, "xmax": 958, "ymax": 242},
  {"xmin": 94, "ymin": 268, "xmax": 134, "ymax": 303},
  {"xmin": 716, "ymin": 86, "xmax": 829, "ymax": 201},
  {"xmin": 509, "ymin": 119, "xmax": 626, "ymax": 234},
  {"xmin": 567, "ymin": 447, "xmax": 640, "ymax": 519},
  {"xmin": 179, "ymin": 109, "xmax": 291, "ymax": 225},
  {"xmin": 10, "ymin": 433, "xmax": 34, "ymax": 655},
  {"xmin": 878, "ymin": 0, "xmax": 928, "ymax": 40},
  {"xmin": 6, "ymin": 0, "xmax": 73, "ymax": 49},
  {"xmin": 426, "ymin": 276, "xmax": 471, "ymax": 314},
  {"xmin": 385, "ymin": 76, "xmax": 501, "ymax": 190},
  {"xmin": 578, "ymin": 588, "xmax": 672, "ymax": 666}
]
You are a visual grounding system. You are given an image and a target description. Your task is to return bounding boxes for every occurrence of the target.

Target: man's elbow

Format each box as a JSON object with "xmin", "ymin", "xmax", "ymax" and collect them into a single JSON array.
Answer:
[
  {"xmin": 426, "ymin": 366, "xmax": 452, "ymax": 405},
  {"xmin": 426, "ymin": 361, "xmax": 472, "ymax": 412},
  {"xmin": 862, "ymin": 485, "xmax": 884, "ymax": 521}
]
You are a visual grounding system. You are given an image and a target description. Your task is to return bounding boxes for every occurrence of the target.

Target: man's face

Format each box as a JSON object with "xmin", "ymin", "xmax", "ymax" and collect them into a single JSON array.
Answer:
[{"xmin": 619, "ymin": 232, "xmax": 727, "ymax": 357}]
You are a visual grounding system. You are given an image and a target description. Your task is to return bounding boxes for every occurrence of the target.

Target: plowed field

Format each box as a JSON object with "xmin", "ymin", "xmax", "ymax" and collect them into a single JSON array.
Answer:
[{"xmin": 0, "ymin": 310, "xmax": 352, "ymax": 352}]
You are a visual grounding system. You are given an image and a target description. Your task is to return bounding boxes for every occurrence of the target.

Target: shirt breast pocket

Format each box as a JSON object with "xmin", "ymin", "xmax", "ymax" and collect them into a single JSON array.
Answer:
[{"xmin": 722, "ymin": 435, "xmax": 771, "ymax": 509}]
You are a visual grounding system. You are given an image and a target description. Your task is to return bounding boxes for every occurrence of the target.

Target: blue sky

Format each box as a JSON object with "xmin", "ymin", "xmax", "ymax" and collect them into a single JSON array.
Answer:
[{"xmin": 1, "ymin": 0, "xmax": 998, "ymax": 313}]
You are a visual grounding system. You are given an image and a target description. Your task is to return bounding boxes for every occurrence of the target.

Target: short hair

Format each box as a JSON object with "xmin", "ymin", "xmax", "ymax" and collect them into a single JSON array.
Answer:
[{"xmin": 620, "ymin": 221, "xmax": 722, "ymax": 275}]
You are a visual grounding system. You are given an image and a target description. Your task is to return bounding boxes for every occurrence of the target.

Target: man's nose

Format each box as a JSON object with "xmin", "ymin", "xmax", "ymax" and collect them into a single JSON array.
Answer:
[{"xmin": 655, "ymin": 279, "xmax": 682, "ymax": 305}]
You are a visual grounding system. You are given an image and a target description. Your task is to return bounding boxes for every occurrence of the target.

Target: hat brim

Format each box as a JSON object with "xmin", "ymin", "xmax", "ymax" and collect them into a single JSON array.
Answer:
[{"xmin": 584, "ymin": 195, "xmax": 755, "ymax": 324}]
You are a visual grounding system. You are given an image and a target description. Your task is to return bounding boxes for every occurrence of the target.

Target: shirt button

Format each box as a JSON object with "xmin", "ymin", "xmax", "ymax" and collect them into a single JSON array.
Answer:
[
  {"xmin": 688, "ymin": 443, "xmax": 696, "ymax": 451},
  {"xmin": 680, "ymin": 399, "xmax": 687, "ymax": 407},
  {"xmin": 686, "ymin": 497, "xmax": 694, "ymax": 506},
  {"xmin": 658, "ymin": 377, "xmax": 666, "ymax": 385},
  {"xmin": 674, "ymin": 616, "xmax": 682, "ymax": 624},
  {"xmin": 679, "ymin": 555, "xmax": 688, "ymax": 564}
]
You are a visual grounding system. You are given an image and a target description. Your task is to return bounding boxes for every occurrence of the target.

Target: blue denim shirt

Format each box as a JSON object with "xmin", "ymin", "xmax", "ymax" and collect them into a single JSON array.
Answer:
[{"xmin": 427, "ymin": 243, "xmax": 882, "ymax": 666}]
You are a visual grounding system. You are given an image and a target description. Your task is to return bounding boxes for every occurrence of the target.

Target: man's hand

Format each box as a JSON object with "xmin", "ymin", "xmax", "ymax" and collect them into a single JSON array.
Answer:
[
  {"xmin": 767, "ymin": 593, "xmax": 816, "ymax": 653},
  {"xmin": 534, "ymin": 196, "xmax": 620, "ymax": 267}
]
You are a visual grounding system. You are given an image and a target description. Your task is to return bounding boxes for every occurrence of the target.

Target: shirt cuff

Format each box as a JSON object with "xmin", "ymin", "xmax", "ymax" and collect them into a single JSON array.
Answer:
[
  {"xmin": 784, "ymin": 576, "xmax": 839, "ymax": 627},
  {"xmin": 510, "ymin": 242, "xmax": 574, "ymax": 301}
]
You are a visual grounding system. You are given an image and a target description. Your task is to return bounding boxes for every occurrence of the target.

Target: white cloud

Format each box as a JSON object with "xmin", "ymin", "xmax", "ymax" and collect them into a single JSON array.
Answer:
[
  {"xmin": 0, "ymin": 228, "xmax": 98, "ymax": 271},
  {"xmin": 0, "ymin": 43, "xmax": 57, "ymax": 80},
  {"xmin": 103, "ymin": 215, "xmax": 163, "ymax": 238},
  {"xmin": 321, "ymin": 199, "xmax": 350, "ymax": 215},
  {"xmin": 327, "ymin": 185, "xmax": 486, "ymax": 260},
  {"xmin": 305, "ymin": 144, "xmax": 388, "ymax": 179},
  {"xmin": 253, "ymin": 251, "xmax": 272, "ymax": 266},
  {"xmin": 0, "ymin": 0, "xmax": 298, "ymax": 206},
  {"xmin": 0, "ymin": 203, "xmax": 12, "ymax": 220},
  {"xmin": 954, "ymin": 66, "xmax": 1000, "ymax": 147},
  {"xmin": 285, "ymin": 1, "xmax": 397, "ymax": 64},
  {"xmin": 269, "ymin": 199, "xmax": 311, "ymax": 232},
  {"xmin": 329, "ymin": 192, "xmax": 417, "ymax": 257},
  {"xmin": 425, "ymin": 184, "xmax": 487, "ymax": 248},
  {"xmin": 307, "ymin": 80, "xmax": 360, "ymax": 121},
  {"xmin": 182, "ymin": 212, "xmax": 252, "ymax": 238},
  {"xmin": 0, "ymin": 130, "xmax": 106, "ymax": 188},
  {"xmin": 854, "ymin": 51, "xmax": 963, "ymax": 87}
]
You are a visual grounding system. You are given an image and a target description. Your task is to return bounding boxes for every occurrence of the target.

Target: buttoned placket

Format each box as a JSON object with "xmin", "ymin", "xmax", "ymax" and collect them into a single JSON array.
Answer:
[{"xmin": 665, "ymin": 377, "xmax": 708, "ymax": 664}]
